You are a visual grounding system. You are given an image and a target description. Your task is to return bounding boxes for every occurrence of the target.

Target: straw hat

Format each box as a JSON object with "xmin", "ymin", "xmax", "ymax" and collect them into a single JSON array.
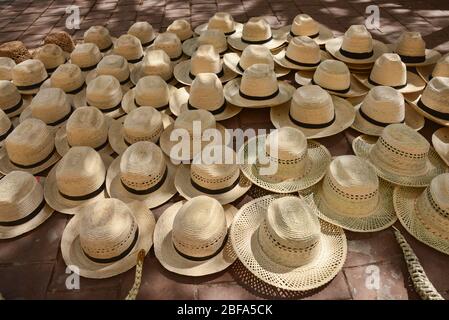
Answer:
[
  {"xmin": 325, "ymin": 25, "xmax": 389, "ymax": 64},
  {"xmin": 154, "ymin": 196, "xmax": 238, "ymax": 276},
  {"xmin": 0, "ymin": 110, "xmax": 13, "ymax": 147},
  {"xmin": 149, "ymin": 32, "xmax": 184, "ymax": 62},
  {"xmin": 167, "ymin": 19, "xmax": 193, "ymax": 42},
  {"xmin": 174, "ymin": 44, "xmax": 237, "ymax": 85},
  {"xmin": 44, "ymin": 31, "xmax": 76, "ymax": 53},
  {"xmin": 194, "ymin": 12, "xmax": 243, "ymax": 36},
  {"xmin": 113, "ymin": 34, "xmax": 144, "ymax": 64},
  {"xmin": 33, "ymin": 44, "xmax": 69, "ymax": 73},
  {"xmin": 85, "ymin": 55, "xmax": 133, "ymax": 91},
  {"xmin": 122, "ymin": 75, "xmax": 177, "ymax": 114},
  {"xmin": 0, "ymin": 57, "xmax": 16, "ymax": 80},
  {"xmin": 295, "ymin": 59, "xmax": 367, "ymax": 98},
  {"xmin": 106, "ymin": 141, "xmax": 177, "ymax": 209},
  {"xmin": 0, "ymin": 118, "xmax": 61, "ymax": 175},
  {"xmin": 281, "ymin": 14, "xmax": 334, "ymax": 46},
  {"xmin": 391, "ymin": 31, "xmax": 441, "ymax": 67},
  {"xmin": 230, "ymin": 194, "xmax": 347, "ymax": 291},
  {"xmin": 40, "ymin": 63, "xmax": 86, "ymax": 97},
  {"xmin": 353, "ymin": 124, "xmax": 447, "ymax": 187},
  {"xmin": 108, "ymin": 106, "xmax": 173, "ymax": 155},
  {"xmin": 394, "ymin": 173, "xmax": 449, "ymax": 255},
  {"xmin": 170, "ymin": 73, "xmax": 241, "ymax": 121},
  {"xmin": 224, "ymin": 64, "xmax": 295, "ymax": 108},
  {"xmin": 183, "ymin": 30, "xmax": 228, "ymax": 57},
  {"xmin": 61, "ymin": 198, "xmax": 155, "ymax": 279},
  {"xmin": 83, "ymin": 25, "xmax": 116, "ymax": 53},
  {"xmin": 0, "ymin": 171, "xmax": 54, "ymax": 239},
  {"xmin": 130, "ymin": 49, "xmax": 175, "ymax": 85},
  {"xmin": 352, "ymin": 86, "xmax": 424, "ymax": 136},
  {"xmin": 11, "ymin": 59, "xmax": 48, "ymax": 95},
  {"xmin": 223, "ymin": 45, "xmax": 290, "ymax": 78},
  {"xmin": 128, "ymin": 21, "xmax": 157, "ymax": 48},
  {"xmin": 227, "ymin": 17, "xmax": 286, "ymax": 51},
  {"xmin": 239, "ymin": 127, "xmax": 331, "ymax": 193},
  {"xmin": 0, "ymin": 80, "xmax": 30, "ymax": 118},
  {"xmin": 432, "ymin": 127, "xmax": 449, "ymax": 167},
  {"xmin": 70, "ymin": 43, "xmax": 103, "ymax": 72},
  {"xmin": 270, "ymin": 85, "xmax": 355, "ymax": 139},
  {"xmin": 417, "ymin": 54, "xmax": 449, "ymax": 83},
  {"xmin": 0, "ymin": 40, "xmax": 31, "ymax": 63}
]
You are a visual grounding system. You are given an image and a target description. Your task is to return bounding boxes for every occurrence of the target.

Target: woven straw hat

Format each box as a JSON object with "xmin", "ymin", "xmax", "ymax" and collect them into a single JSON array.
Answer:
[
  {"xmin": 239, "ymin": 127, "xmax": 331, "ymax": 193},
  {"xmin": 108, "ymin": 106, "xmax": 173, "ymax": 155},
  {"xmin": 85, "ymin": 55, "xmax": 133, "ymax": 91},
  {"xmin": 0, "ymin": 40, "xmax": 31, "ymax": 63},
  {"xmin": 353, "ymin": 124, "xmax": 447, "ymax": 187},
  {"xmin": 194, "ymin": 12, "xmax": 243, "ymax": 36},
  {"xmin": 33, "ymin": 44, "xmax": 69, "ymax": 73},
  {"xmin": 61, "ymin": 198, "xmax": 155, "ymax": 279},
  {"xmin": 106, "ymin": 141, "xmax": 177, "ymax": 209},
  {"xmin": 149, "ymin": 32, "xmax": 184, "ymax": 62},
  {"xmin": 83, "ymin": 25, "xmax": 116, "ymax": 53},
  {"xmin": 167, "ymin": 19, "xmax": 193, "ymax": 42},
  {"xmin": 270, "ymin": 85, "xmax": 355, "ymax": 139},
  {"xmin": 128, "ymin": 21, "xmax": 157, "ymax": 48},
  {"xmin": 227, "ymin": 17, "xmax": 286, "ymax": 51},
  {"xmin": 44, "ymin": 146, "xmax": 110, "ymax": 215},
  {"xmin": 174, "ymin": 44, "xmax": 237, "ymax": 85},
  {"xmin": 394, "ymin": 173, "xmax": 449, "ymax": 255},
  {"xmin": 0, "ymin": 118, "xmax": 61, "ymax": 175},
  {"xmin": 70, "ymin": 43, "xmax": 103, "ymax": 72},
  {"xmin": 223, "ymin": 45, "xmax": 290, "ymax": 78},
  {"xmin": 44, "ymin": 31, "xmax": 76, "ymax": 53},
  {"xmin": 417, "ymin": 53, "xmax": 449, "ymax": 83},
  {"xmin": 183, "ymin": 30, "xmax": 228, "ymax": 57},
  {"xmin": 391, "ymin": 31, "xmax": 441, "ymax": 67},
  {"xmin": 295, "ymin": 59, "xmax": 367, "ymax": 98},
  {"xmin": 170, "ymin": 73, "xmax": 241, "ymax": 121},
  {"xmin": 40, "ymin": 63, "xmax": 86, "ymax": 98},
  {"xmin": 0, "ymin": 57, "xmax": 16, "ymax": 81},
  {"xmin": 352, "ymin": 86, "xmax": 424, "ymax": 136},
  {"xmin": 224, "ymin": 64, "xmax": 295, "ymax": 108},
  {"xmin": 230, "ymin": 194, "xmax": 347, "ymax": 291},
  {"xmin": 130, "ymin": 49, "xmax": 175, "ymax": 85},
  {"xmin": 11, "ymin": 59, "xmax": 48, "ymax": 95},
  {"xmin": 154, "ymin": 196, "xmax": 238, "ymax": 276},
  {"xmin": 0, "ymin": 171, "xmax": 53, "ymax": 239},
  {"xmin": 432, "ymin": 127, "xmax": 449, "ymax": 167},
  {"xmin": 325, "ymin": 25, "xmax": 388, "ymax": 64},
  {"xmin": 113, "ymin": 34, "xmax": 144, "ymax": 64},
  {"xmin": 0, "ymin": 109, "xmax": 13, "ymax": 147},
  {"xmin": 0, "ymin": 80, "xmax": 30, "ymax": 118},
  {"xmin": 281, "ymin": 14, "xmax": 334, "ymax": 46}
]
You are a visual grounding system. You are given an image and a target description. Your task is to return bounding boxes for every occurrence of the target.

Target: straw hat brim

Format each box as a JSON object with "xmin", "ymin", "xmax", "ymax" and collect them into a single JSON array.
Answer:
[
  {"xmin": 432, "ymin": 127, "xmax": 449, "ymax": 167},
  {"xmin": 346, "ymin": 62, "xmax": 374, "ymax": 71},
  {"xmin": 270, "ymin": 95, "xmax": 355, "ymax": 139},
  {"xmin": 407, "ymin": 95, "xmax": 449, "ymax": 127},
  {"xmin": 121, "ymin": 84, "xmax": 177, "ymax": 114},
  {"xmin": 154, "ymin": 200, "xmax": 238, "ymax": 276},
  {"xmin": 61, "ymin": 200, "xmax": 155, "ymax": 279},
  {"xmin": 1, "ymin": 96, "xmax": 31, "ymax": 118},
  {"xmin": 388, "ymin": 44, "xmax": 442, "ymax": 67},
  {"xmin": 18, "ymin": 105, "xmax": 74, "ymax": 133},
  {"xmin": 182, "ymin": 38, "xmax": 229, "ymax": 57},
  {"xmin": 40, "ymin": 79, "xmax": 88, "ymax": 106},
  {"xmin": 13, "ymin": 80, "xmax": 47, "ymax": 95},
  {"xmin": 416, "ymin": 64, "xmax": 434, "ymax": 83},
  {"xmin": 129, "ymin": 61, "xmax": 178, "ymax": 86},
  {"xmin": 276, "ymin": 24, "xmax": 334, "ymax": 45},
  {"xmin": 85, "ymin": 70, "xmax": 134, "ymax": 93},
  {"xmin": 227, "ymin": 30, "xmax": 287, "ymax": 52},
  {"xmin": 230, "ymin": 194, "xmax": 347, "ymax": 291},
  {"xmin": 274, "ymin": 50, "xmax": 332, "ymax": 70},
  {"xmin": 353, "ymin": 71, "xmax": 426, "ymax": 94},
  {"xmin": 194, "ymin": 22, "xmax": 244, "ymax": 36},
  {"xmin": 169, "ymin": 87, "xmax": 242, "ymax": 121},
  {"xmin": 239, "ymin": 135, "xmax": 331, "ymax": 193},
  {"xmin": 326, "ymin": 38, "xmax": 389, "ymax": 64},
  {"xmin": 222, "ymin": 52, "xmax": 290, "ymax": 78},
  {"xmin": 352, "ymin": 135, "xmax": 448, "ymax": 187},
  {"xmin": 173, "ymin": 60, "xmax": 237, "ymax": 85},
  {"xmin": 0, "ymin": 147, "xmax": 61, "ymax": 175},
  {"xmin": 72, "ymin": 92, "xmax": 126, "ymax": 119}
]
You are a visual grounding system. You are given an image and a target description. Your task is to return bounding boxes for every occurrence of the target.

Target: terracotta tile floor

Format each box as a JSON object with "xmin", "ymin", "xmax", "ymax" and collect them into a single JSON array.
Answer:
[{"xmin": 1, "ymin": 0, "xmax": 449, "ymax": 300}]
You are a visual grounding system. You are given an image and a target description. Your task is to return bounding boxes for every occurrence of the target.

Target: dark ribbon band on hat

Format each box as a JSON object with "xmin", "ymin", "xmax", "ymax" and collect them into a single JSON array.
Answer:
[
  {"xmin": 46, "ymin": 66, "xmax": 60, "ymax": 73},
  {"xmin": 339, "ymin": 48, "xmax": 374, "ymax": 60},
  {"xmin": 16, "ymin": 77, "xmax": 48, "ymax": 91},
  {"xmin": 3, "ymin": 98, "xmax": 24, "ymax": 115},
  {"xmin": 398, "ymin": 54, "xmax": 426, "ymax": 64},
  {"xmin": 66, "ymin": 83, "xmax": 86, "ymax": 95},
  {"xmin": 134, "ymin": 99, "xmax": 168, "ymax": 111},
  {"xmin": 236, "ymin": 62, "xmax": 245, "ymax": 73},
  {"xmin": 100, "ymin": 43, "xmax": 114, "ymax": 53},
  {"xmin": 190, "ymin": 176, "xmax": 240, "ymax": 195},
  {"xmin": 47, "ymin": 107, "xmax": 74, "ymax": 127},
  {"xmin": 171, "ymin": 52, "xmax": 184, "ymax": 61},
  {"xmin": 241, "ymin": 36, "xmax": 273, "ymax": 45},
  {"xmin": 311, "ymin": 79, "xmax": 350, "ymax": 94},
  {"xmin": 187, "ymin": 100, "xmax": 227, "ymax": 115},
  {"xmin": 417, "ymin": 99, "xmax": 449, "ymax": 120},
  {"xmin": 284, "ymin": 55, "xmax": 320, "ymax": 68},
  {"xmin": 120, "ymin": 76, "xmax": 131, "ymax": 86},
  {"xmin": 80, "ymin": 63, "xmax": 99, "ymax": 72},
  {"xmin": 0, "ymin": 124, "xmax": 13, "ymax": 142},
  {"xmin": 173, "ymin": 233, "xmax": 228, "ymax": 261},
  {"xmin": 128, "ymin": 55, "xmax": 144, "ymax": 64},
  {"xmin": 188, "ymin": 68, "xmax": 224, "ymax": 81},
  {"xmin": 142, "ymin": 39, "xmax": 155, "ymax": 48},
  {"xmin": 0, "ymin": 199, "xmax": 46, "ymax": 227},
  {"xmin": 87, "ymin": 102, "xmax": 122, "ymax": 114},
  {"xmin": 289, "ymin": 111, "xmax": 336, "ymax": 129},
  {"xmin": 224, "ymin": 29, "xmax": 236, "ymax": 36},
  {"xmin": 239, "ymin": 88, "xmax": 280, "ymax": 101},
  {"xmin": 121, "ymin": 168, "xmax": 168, "ymax": 195},
  {"xmin": 59, "ymin": 180, "xmax": 106, "ymax": 201},
  {"xmin": 290, "ymin": 31, "xmax": 320, "ymax": 39},
  {"xmin": 359, "ymin": 108, "xmax": 404, "ymax": 127},
  {"xmin": 367, "ymin": 77, "xmax": 407, "ymax": 90},
  {"xmin": 68, "ymin": 139, "xmax": 109, "ymax": 152},
  {"xmin": 10, "ymin": 147, "xmax": 56, "ymax": 169}
]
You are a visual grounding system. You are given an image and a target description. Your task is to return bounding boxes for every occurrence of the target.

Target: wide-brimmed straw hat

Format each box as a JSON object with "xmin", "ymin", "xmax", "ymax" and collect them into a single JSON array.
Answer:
[
  {"xmin": 353, "ymin": 124, "xmax": 447, "ymax": 187},
  {"xmin": 85, "ymin": 55, "xmax": 133, "ymax": 91},
  {"xmin": 239, "ymin": 127, "xmax": 331, "ymax": 193},
  {"xmin": 0, "ymin": 80, "xmax": 30, "ymax": 118},
  {"xmin": 130, "ymin": 49, "xmax": 176, "ymax": 85},
  {"xmin": 106, "ymin": 141, "xmax": 177, "ymax": 209},
  {"xmin": 40, "ymin": 64, "xmax": 86, "ymax": 100},
  {"xmin": 183, "ymin": 30, "xmax": 228, "ymax": 57},
  {"xmin": 278, "ymin": 14, "xmax": 334, "ymax": 46},
  {"xmin": 70, "ymin": 43, "xmax": 103, "ymax": 73},
  {"xmin": 194, "ymin": 12, "xmax": 243, "ymax": 36},
  {"xmin": 174, "ymin": 44, "xmax": 237, "ymax": 85},
  {"xmin": 11, "ymin": 59, "xmax": 48, "ymax": 95},
  {"xmin": 417, "ymin": 54, "xmax": 449, "ymax": 83},
  {"xmin": 270, "ymin": 85, "xmax": 355, "ymax": 139},
  {"xmin": 154, "ymin": 195, "xmax": 238, "ymax": 276},
  {"xmin": 113, "ymin": 34, "xmax": 144, "ymax": 64},
  {"xmin": 390, "ymin": 31, "xmax": 441, "ymax": 67},
  {"xmin": 0, "ymin": 109, "xmax": 13, "ymax": 147},
  {"xmin": 224, "ymin": 64, "xmax": 295, "ymax": 108},
  {"xmin": 128, "ymin": 21, "xmax": 157, "ymax": 48},
  {"xmin": 432, "ymin": 127, "xmax": 449, "ymax": 167},
  {"xmin": 223, "ymin": 45, "xmax": 290, "ymax": 78},
  {"xmin": 83, "ymin": 25, "xmax": 116, "ymax": 53},
  {"xmin": 230, "ymin": 194, "xmax": 347, "ymax": 291},
  {"xmin": 148, "ymin": 32, "xmax": 185, "ymax": 63},
  {"xmin": 0, "ymin": 57, "xmax": 16, "ymax": 80},
  {"xmin": 0, "ymin": 171, "xmax": 54, "ymax": 239},
  {"xmin": 170, "ymin": 73, "xmax": 241, "ymax": 121},
  {"xmin": 352, "ymin": 86, "xmax": 424, "ymax": 136},
  {"xmin": 33, "ymin": 44, "xmax": 69, "ymax": 73},
  {"xmin": 325, "ymin": 25, "xmax": 389, "ymax": 64},
  {"xmin": 0, "ymin": 118, "xmax": 61, "ymax": 175},
  {"xmin": 61, "ymin": 198, "xmax": 155, "ymax": 279},
  {"xmin": 394, "ymin": 173, "xmax": 449, "ymax": 255},
  {"xmin": 167, "ymin": 19, "xmax": 194, "ymax": 42}
]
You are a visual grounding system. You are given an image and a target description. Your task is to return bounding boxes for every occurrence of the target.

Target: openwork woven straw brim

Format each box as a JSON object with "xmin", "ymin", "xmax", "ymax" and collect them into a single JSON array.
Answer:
[
  {"xmin": 230, "ymin": 194, "xmax": 347, "ymax": 291},
  {"xmin": 121, "ymin": 84, "xmax": 177, "ymax": 114},
  {"xmin": 326, "ymin": 38, "xmax": 389, "ymax": 64},
  {"xmin": 273, "ymin": 50, "xmax": 332, "ymax": 71},
  {"xmin": 222, "ymin": 52, "xmax": 290, "ymax": 78},
  {"xmin": 353, "ymin": 71, "xmax": 426, "ymax": 94},
  {"xmin": 154, "ymin": 200, "xmax": 238, "ymax": 276},
  {"xmin": 0, "ymin": 146, "xmax": 61, "ymax": 176},
  {"xmin": 432, "ymin": 127, "xmax": 449, "ymax": 167},
  {"xmin": 352, "ymin": 135, "xmax": 447, "ymax": 187},
  {"xmin": 173, "ymin": 60, "xmax": 237, "ymax": 85}
]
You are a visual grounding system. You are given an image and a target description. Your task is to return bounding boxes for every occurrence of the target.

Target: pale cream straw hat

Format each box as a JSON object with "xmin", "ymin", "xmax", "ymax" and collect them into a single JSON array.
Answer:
[
  {"xmin": 391, "ymin": 31, "xmax": 441, "ymax": 67},
  {"xmin": 0, "ymin": 109, "xmax": 13, "ymax": 148},
  {"xmin": 148, "ymin": 32, "xmax": 185, "ymax": 63},
  {"xmin": 83, "ymin": 25, "xmax": 116, "ymax": 53},
  {"xmin": 432, "ymin": 127, "xmax": 449, "ymax": 167},
  {"xmin": 230, "ymin": 194, "xmax": 346, "ymax": 291},
  {"xmin": 108, "ymin": 106, "xmax": 173, "ymax": 155},
  {"xmin": 0, "ymin": 171, "xmax": 54, "ymax": 239},
  {"xmin": 170, "ymin": 73, "xmax": 241, "ymax": 121},
  {"xmin": 223, "ymin": 44, "xmax": 290, "ymax": 78},
  {"xmin": 352, "ymin": 86, "xmax": 424, "ymax": 136},
  {"xmin": 113, "ymin": 34, "xmax": 144, "ymax": 65},
  {"xmin": 0, "ymin": 118, "xmax": 61, "ymax": 175},
  {"xmin": 394, "ymin": 173, "xmax": 449, "ymax": 255},
  {"xmin": 85, "ymin": 55, "xmax": 133, "ymax": 91},
  {"xmin": 280, "ymin": 14, "xmax": 334, "ymax": 46},
  {"xmin": 44, "ymin": 146, "xmax": 110, "ymax": 215},
  {"xmin": 167, "ymin": 19, "xmax": 194, "ymax": 42},
  {"xmin": 11, "ymin": 59, "xmax": 48, "ymax": 95},
  {"xmin": 128, "ymin": 21, "xmax": 157, "ymax": 48},
  {"xmin": 61, "ymin": 198, "xmax": 155, "ymax": 279},
  {"xmin": 154, "ymin": 195, "xmax": 238, "ymax": 276},
  {"xmin": 106, "ymin": 141, "xmax": 177, "ymax": 209},
  {"xmin": 183, "ymin": 29, "xmax": 228, "ymax": 57},
  {"xmin": 353, "ymin": 124, "xmax": 447, "ymax": 187},
  {"xmin": 130, "ymin": 49, "xmax": 176, "ymax": 85},
  {"xmin": 239, "ymin": 127, "xmax": 331, "ymax": 193},
  {"xmin": 270, "ymin": 85, "xmax": 355, "ymax": 139},
  {"xmin": 195, "ymin": 12, "xmax": 243, "ymax": 36},
  {"xmin": 33, "ymin": 44, "xmax": 69, "ymax": 74},
  {"xmin": 417, "ymin": 53, "xmax": 449, "ymax": 83},
  {"xmin": 0, "ymin": 80, "xmax": 30, "ymax": 118},
  {"xmin": 224, "ymin": 63, "xmax": 295, "ymax": 108},
  {"xmin": 40, "ymin": 64, "xmax": 86, "ymax": 101},
  {"xmin": 70, "ymin": 43, "xmax": 103, "ymax": 73},
  {"xmin": 174, "ymin": 44, "xmax": 237, "ymax": 85},
  {"xmin": 325, "ymin": 25, "xmax": 389, "ymax": 64},
  {"xmin": 0, "ymin": 57, "xmax": 16, "ymax": 81}
]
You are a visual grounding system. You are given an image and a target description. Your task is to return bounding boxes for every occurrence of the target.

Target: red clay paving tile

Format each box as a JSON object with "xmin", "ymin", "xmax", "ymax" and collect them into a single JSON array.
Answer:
[
  {"xmin": 0, "ymin": 31, "xmax": 23, "ymax": 42},
  {"xmin": 164, "ymin": 9, "xmax": 191, "ymax": 19},
  {"xmin": 302, "ymin": 273, "xmax": 352, "ymax": 300},
  {"xmin": 318, "ymin": 133, "xmax": 354, "ymax": 157}
]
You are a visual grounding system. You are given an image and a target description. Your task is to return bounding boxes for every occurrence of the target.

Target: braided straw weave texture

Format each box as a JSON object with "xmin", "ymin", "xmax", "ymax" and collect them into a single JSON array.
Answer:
[{"xmin": 125, "ymin": 249, "xmax": 146, "ymax": 300}]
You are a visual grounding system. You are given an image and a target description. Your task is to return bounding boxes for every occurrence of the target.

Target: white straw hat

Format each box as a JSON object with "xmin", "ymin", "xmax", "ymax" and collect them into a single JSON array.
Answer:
[
  {"xmin": 239, "ymin": 127, "xmax": 331, "ymax": 193},
  {"xmin": 33, "ymin": 44, "xmax": 69, "ymax": 73},
  {"xmin": 128, "ymin": 21, "xmax": 157, "ymax": 48},
  {"xmin": 113, "ymin": 34, "xmax": 144, "ymax": 64},
  {"xmin": 353, "ymin": 124, "xmax": 447, "ymax": 187},
  {"xmin": 0, "ymin": 80, "xmax": 30, "ymax": 118},
  {"xmin": 40, "ymin": 64, "xmax": 86, "ymax": 98},
  {"xmin": 70, "ymin": 43, "xmax": 103, "ymax": 72},
  {"xmin": 0, "ymin": 57, "xmax": 16, "ymax": 81},
  {"xmin": 230, "ymin": 194, "xmax": 347, "ymax": 291},
  {"xmin": 281, "ymin": 14, "xmax": 334, "ymax": 46},
  {"xmin": 194, "ymin": 12, "xmax": 243, "ymax": 36},
  {"xmin": 130, "ymin": 49, "xmax": 175, "ymax": 85},
  {"xmin": 394, "ymin": 173, "xmax": 449, "ymax": 255},
  {"xmin": 85, "ymin": 55, "xmax": 132, "ymax": 91},
  {"xmin": 149, "ymin": 32, "xmax": 184, "ymax": 62},
  {"xmin": 106, "ymin": 141, "xmax": 177, "ymax": 209},
  {"xmin": 167, "ymin": 19, "xmax": 193, "ymax": 42},
  {"xmin": 83, "ymin": 25, "xmax": 115, "ymax": 53},
  {"xmin": 170, "ymin": 73, "xmax": 241, "ymax": 121},
  {"xmin": 154, "ymin": 196, "xmax": 238, "ymax": 276},
  {"xmin": 183, "ymin": 29, "xmax": 228, "ymax": 57},
  {"xmin": 61, "ymin": 198, "xmax": 155, "ymax": 279},
  {"xmin": 0, "ymin": 109, "xmax": 13, "ymax": 147},
  {"xmin": 0, "ymin": 171, "xmax": 53, "ymax": 239},
  {"xmin": 11, "ymin": 59, "xmax": 48, "ymax": 94},
  {"xmin": 432, "ymin": 127, "xmax": 449, "ymax": 167},
  {"xmin": 417, "ymin": 53, "xmax": 449, "ymax": 83},
  {"xmin": 391, "ymin": 31, "xmax": 441, "ymax": 66},
  {"xmin": 224, "ymin": 63, "xmax": 295, "ymax": 108}
]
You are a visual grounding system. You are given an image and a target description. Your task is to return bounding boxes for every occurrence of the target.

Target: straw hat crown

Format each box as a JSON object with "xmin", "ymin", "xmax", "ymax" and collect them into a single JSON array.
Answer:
[
  {"xmin": 135, "ymin": 75, "xmax": 170, "ymax": 108},
  {"xmin": 173, "ymin": 109, "xmax": 216, "ymax": 136},
  {"xmin": 0, "ymin": 109, "xmax": 12, "ymax": 138},
  {"xmin": 167, "ymin": 19, "xmax": 193, "ymax": 41},
  {"xmin": 421, "ymin": 77, "xmax": 449, "ymax": 114},
  {"xmin": 432, "ymin": 54, "xmax": 449, "ymax": 78},
  {"xmin": 370, "ymin": 53, "xmax": 406, "ymax": 87},
  {"xmin": 0, "ymin": 57, "xmax": 16, "ymax": 81},
  {"xmin": 191, "ymin": 45, "xmax": 221, "ymax": 76},
  {"xmin": 396, "ymin": 31, "xmax": 426, "ymax": 58},
  {"xmin": 123, "ymin": 107, "xmax": 163, "ymax": 144},
  {"xmin": 242, "ymin": 17, "xmax": 272, "ymax": 43},
  {"xmin": 12, "ymin": 59, "xmax": 47, "ymax": 87},
  {"xmin": 189, "ymin": 73, "xmax": 225, "ymax": 111},
  {"xmin": 83, "ymin": 26, "xmax": 113, "ymax": 51},
  {"xmin": 33, "ymin": 44, "xmax": 66, "ymax": 70},
  {"xmin": 291, "ymin": 14, "xmax": 320, "ymax": 37},
  {"xmin": 71, "ymin": 43, "xmax": 102, "ymax": 69},
  {"xmin": 0, "ymin": 80, "xmax": 22, "ymax": 111},
  {"xmin": 152, "ymin": 32, "xmax": 183, "ymax": 60},
  {"xmin": 208, "ymin": 12, "xmax": 235, "ymax": 34},
  {"xmin": 140, "ymin": 50, "xmax": 173, "ymax": 81},
  {"xmin": 313, "ymin": 60, "xmax": 350, "ymax": 91},
  {"xmin": 86, "ymin": 75, "xmax": 123, "ymax": 109},
  {"xmin": 30, "ymin": 88, "xmax": 71, "ymax": 125},
  {"xmin": 239, "ymin": 45, "xmax": 274, "ymax": 70},
  {"xmin": 286, "ymin": 36, "xmax": 320, "ymax": 65},
  {"xmin": 128, "ymin": 22, "xmax": 155, "ymax": 45},
  {"xmin": 50, "ymin": 63, "xmax": 84, "ymax": 93},
  {"xmin": 361, "ymin": 86, "xmax": 405, "ymax": 124},
  {"xmin": 240, "ymin": 63, "xmax": 278, "ymax": 98},
  {"xmin": 341, "ymin": 25, "xmax": 373, "ymax": 54},
  {"xmin": 197, "ymin": 30, "xmax": 227, "ymax": 54},
  {"xmin": 96, "ymin": 55, "xmax": 130, "ymax": 83},
  {"xmin": 66, "ymin": 107, "xmax": 109, "ymax": 149},
  {"xmin": 290, "ymin": 85, "xmax": 335, "ymax": 126},
  {"xmin": 113, "ymin": 34, "xmax": 143, "ymax": 61}
]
